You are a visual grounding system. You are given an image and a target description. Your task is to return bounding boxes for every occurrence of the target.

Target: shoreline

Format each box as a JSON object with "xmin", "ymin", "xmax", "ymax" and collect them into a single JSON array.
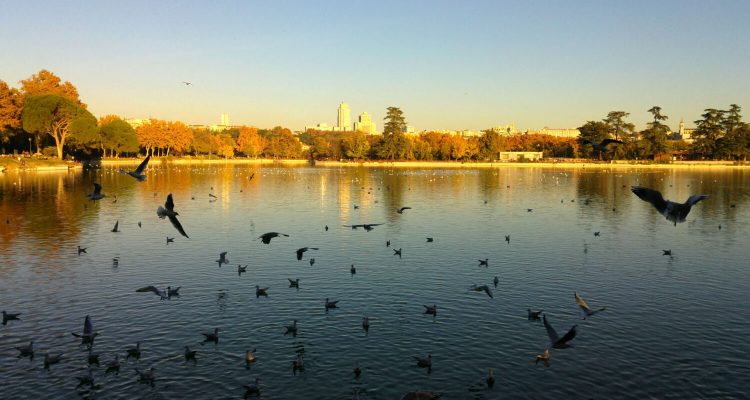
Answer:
[{"xmin": 2, "ymin": 157, "xmax": 748, "ymax": 172}]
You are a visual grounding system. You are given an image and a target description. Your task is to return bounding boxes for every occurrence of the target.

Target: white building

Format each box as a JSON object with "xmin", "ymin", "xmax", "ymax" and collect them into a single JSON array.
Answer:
[
  {"xmin": 305, "ymin": 122, "xmax": 333, "ymax": 132},
  {"xmin": 538, "ymin": 127, "xmax": 580, "ymax": 138},
  {"xmin": 220, "ymin": 113, "xmax": 230, "ymax": 126},
  {"xmin": 353, "ymin": 112, "xmax": 377, "ymax": 135},
  {"xmin": 337, "ymin": 102, "xmax": 351, "ymax": 131}
]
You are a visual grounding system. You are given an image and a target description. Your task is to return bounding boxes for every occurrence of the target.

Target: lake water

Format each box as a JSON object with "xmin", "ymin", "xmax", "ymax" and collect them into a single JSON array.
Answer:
[{"xmin": 1, "ymin": 164, "xmax": 749, "ymax": 399}]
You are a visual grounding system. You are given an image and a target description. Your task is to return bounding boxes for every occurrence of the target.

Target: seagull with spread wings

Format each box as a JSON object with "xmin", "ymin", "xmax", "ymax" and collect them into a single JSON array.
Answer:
[
  {"xmin": 543, "ymin": 314, "xmax": 577, "ymax": 349},
  {"xmin": 574, "ymin": 291, "xmax": 606, "ymax": 319},
  {"xmin": 631, "ymin": 186, "xmax": 709, "ymax": 226},
  {"xmin": 157, "ymin": 194, "xmax": 189, "ymax": 238},
  {"xmin": 88, "ymin": 182, "xmax": 105, "ymax": 200},
  {"xmin": 120, "ymin": 154, "xmax": 151, "ymax": 181}
]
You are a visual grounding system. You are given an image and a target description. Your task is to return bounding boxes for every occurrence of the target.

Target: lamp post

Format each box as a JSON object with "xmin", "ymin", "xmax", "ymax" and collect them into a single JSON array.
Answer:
[{"xmin": 28, "ymin": 138, "xmax": 32, "ymax": 155}]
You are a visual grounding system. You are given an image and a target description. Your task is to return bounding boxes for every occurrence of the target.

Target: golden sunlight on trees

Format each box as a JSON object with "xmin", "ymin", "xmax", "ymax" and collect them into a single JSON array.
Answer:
[
  {"xmin": 20, "ymin": 69, "xmax": 85, "ymax": 108},
  {"xmin": 21, "ymin": 94, "xmax": 97, "ymax": 159},
  {"xmin": 136, "ymin": 119, "xmax": 194, "ymax": 156},
  {"xmin": 0, "ymin": 80, "xmax": 23, "ymax": 143},
  {"xmin": 98, "ymin": 116, "xmax": 138, "ymax": 157},
  {"xmin": 236, "ymin": 126, "xmax": 265, "ymax": 158}
]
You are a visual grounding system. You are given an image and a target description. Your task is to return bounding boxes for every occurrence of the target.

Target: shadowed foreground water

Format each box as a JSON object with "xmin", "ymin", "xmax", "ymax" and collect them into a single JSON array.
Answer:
[{"xmin": 1, "ymin": 165, "xmax": 749, "ymax": 399}]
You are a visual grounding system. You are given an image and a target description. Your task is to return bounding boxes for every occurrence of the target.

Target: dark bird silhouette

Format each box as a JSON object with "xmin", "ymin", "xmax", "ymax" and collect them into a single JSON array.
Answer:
[
  {"xmin": 258, "ymin": 232, "xmax": 288, "ymax": 244},
  {"xmin": 138, "ymin": 221, "xmax": 142, "ymax": 227},
  {"xmin": 126, "ymin": 342, "xmax": 141, "ymax": 359},
  {"xmin": 575, "ymin": 291, "xmax": 606, "ymax": 319},
  {"xmin": 426, "ymin": 237, "xmax": 434, "ymax": 242},
  {"xmin": 244, "ymin": 377, "xmax": 261, "ymax": 397},
  {"xmin": 386, "ymin": 240, "xmax": 391, "ymax": 247},
  {"xmin": 470, "ymin": 284, "xmax": 494, "ymax": 298},
  {"xmin": 296, "ymin": 247, "xmax": 319, "ymax": 260},
  {"xmin": 350, "ymin": 264, "xmax": 356, "ymax": 275},
  {"xmin": 288, "ymin": 278, "xmax": 299, "ymax": 288},
  {"xmin": 120, "ymin": 154, "xmax": 151, "ymax": 181},
  {"xmin": 423, "ymin": 304, "xmax": 437, "ymax": 316},
  {"xmin": 325, "ymin": 297, "xmax": 339, "ymax": 309},
  {"xmin": 413, "ymin": 354, "xmax": 432, "ymax": 368},
  {"xmin": 631, "ymin": 186, "xmax": 709, "ymax": 226},
  {"xmin": 362, "ymin": 316, "xmax": 370, "ymax": 331},
  {"xmin": 238, "ymin": 265, "xmax": 247, "ymax": 275},
  {"xmin": 111, "ymin": 220, "xmax": 120, "ymax": 232},
  {"xmin": 256, "ymin": 285, "xmax": 269, "ymax": 297},
  {"xmin": 527, "ymin": 208, "xmax": 533, "ymax": 212},
  {"xmin": 493, "ymin": 276, "xmax": 499, "ymax": 288},
  {"xmin": 543, "ymin": 315, "xmax": 577, "ymax": 349},
  {"xmin": 106, "ymin": 354, "xmax": 120, "ymax": 374},
  {"xmin": 285, "ymin": 320, "xmax": 298, "ymax": 335},
  {"xmin": 397, "ymin": 206, "xmax": 412, "ymax": 214},
  {"xmin": 75, "ymin": 370, "xmax": 95, "ymax": 388},
  {"xmin": 505, "ymin": 235, "xmax": 510, "ymax": 244},
  {"xmin": 202, "ymin": 328, "xmax": 219, "ymax": 343},
  {"xmin": 87, "ymin": 347, "xmax": 99, "ymax": 365},
  {"xmin": 325, "ymin": 225, "xmax": 329, "ymax": 231},
  {"xmin": 182, "ymin": 81, "xmax": 192, "ymax": 86},
  {"xmin": 157, "ymin": 194, "xmax": 189, "ymax": 237},
  {"xmin": 71, "ymin": 315, "xmax": 99, "ymax": 345},
  {"xmin": 87, "ymin": 182, "xmax": 105, "ymax": 200},
  {"xmin": 354, "ymin": 363, "xmax": 362, "ymax": 378},
  {"xmin": 16, "ymin": 340, "xmax": 33, "ymax": 358},
  {"xmin": 393, "ymin": 248, "xmax": 402, "ymax": 258},
  {"xmin": 594, "ymin": 231, "xmax": 600, "ymax": 237},
  {"xmin": 580, "ymin": 138, "xmax": 625, "ymax": 152},
  {"xmin": 184, "ymin": 346, "xmax": 197, "ymax": 361},
  {"xmin": 309, "ymin": 258, "xmax": 315, "ymax": 266},
  {"xmin": 292, "ymin": 353, "xmax": 304, "ymax": 372},
  {"xmin": 136, "ymin": 285, "xmax": 168, "ymax": 300},
  {"xmin": 2, "ymin": 310, "xmax": 21, "ymax": 325},
  {"xmin": 663, "ymin": 249, "xmax": 672, "ymax": 256},
  {"xmin": 167, "ymin": 286, "xmax": 180, "ymax": 298},
  {"xmin": 77, "ymin": 246, "xmax": 87, "ymax": 255},
  {"xmin": 135, "ymin": 367, "xmax": 156, "ymax": 385},
  {"xmin": 166, "ymin": 236, "xmax": 174, "ymax": 244},
  {"xmin": 478, "ymin": 258, "xmax": 488, "ymax": 267},
  {"xmin": 216, "ymin": 251, "xmax": 228, "ymax": 266},
  {"xmin": 527, "ymin": 309, "xmax": 543, "ymax": 320},
  {"xmin": 486, "ymin": 368, "xmax": 495, "ymax": 388}
]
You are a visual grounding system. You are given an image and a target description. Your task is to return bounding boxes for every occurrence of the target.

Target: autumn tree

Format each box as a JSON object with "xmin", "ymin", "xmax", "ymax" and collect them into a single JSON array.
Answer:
[
  {"xmin": 21, "ymin": 94, "xmax": 97, "ymax": 159},
  {"xmin": 341, "ymin": 131, "xmax": 371, "ymax": 160},
  {"xmin": 164, "ymin": 121, "xmax": 193, "ymax": 156},
  {"xmin": 260, "ymin": 126, "xmax": 301, "ymax": 158},
  {"xmin": 99, "ymin": 116, "xmax": 138, "ymax": 157},
  {"xmin": 217, "ymin": 132, "xmax": 236, "ymax": 159},
  {"xmin": 236, "ymin": 126, "xmax": 265, "ymax": 157},
  {"xmin": 136, "ymin": 119, "xmax": 162, "ymax": 156},
  {"xmin": 191, "ymin": 128, "xmax": 221, "ymax": 158},
  {"xmin": 0, "ymin": 80, "xmax": 23, "ymax": 143}
]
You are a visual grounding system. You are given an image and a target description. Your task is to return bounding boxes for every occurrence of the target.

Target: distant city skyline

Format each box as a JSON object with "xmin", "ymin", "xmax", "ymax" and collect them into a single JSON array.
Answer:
[{"xmin": 2, "ymin": 1, "xmax": 749, "ymax": 132}]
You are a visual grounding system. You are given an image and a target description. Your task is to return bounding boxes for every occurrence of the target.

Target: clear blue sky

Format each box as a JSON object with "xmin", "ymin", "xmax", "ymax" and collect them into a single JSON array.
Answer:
[{"xmin": 2, "ymin": 0, "xmax": 749, "ymax": 132}]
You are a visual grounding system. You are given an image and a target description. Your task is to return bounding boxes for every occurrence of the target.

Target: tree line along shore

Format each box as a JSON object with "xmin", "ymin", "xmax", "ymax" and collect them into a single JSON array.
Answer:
[{"xmin": 2, "ymin": 70, "xmax": 749, "ymax": 168}]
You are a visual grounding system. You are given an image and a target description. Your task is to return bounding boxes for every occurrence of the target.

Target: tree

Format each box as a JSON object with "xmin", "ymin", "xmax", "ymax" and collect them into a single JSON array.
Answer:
[
  {"xmin": 236, "ymin": 126, "xmax": 264, "ymax": 157},
  {"xmin": 718, "ymin": 104, "xmax": 748, "ymax": 160},
  {"xmin": 691, "ymin": 109, "xmax": 725, "ymax": 159},
  {"xmin": 0, "ymin": 80, "xmax": 23, "ymax": 143},
  {"xmin": 164, "ymin": 121, "xmax": 193, "ymax": 156},
  {"xmin": 19, "ymin": 69, "xmax": 84, "ymax": 106},
  {"xmin": 217, "ymin": 133, "xmax": 236, "ymax": 159},
  {"xmin": 639, "ymin": 106, "xmax": 671, "ymax": 159},
  {"xmin": 99, "ymin": 117, "xmax": 138, "ymax": 157},
  {"xmin": 603, "ymin": 111, "xmax": 635, "ymax": 141},
  {"xmin": 577, "ymin": 120, "xmax": 610, "ymax": 158},
  {"xmin": 21, "ymin": 94, "xmax": 97, "ymax": 159},
  {"xmin": 383, "ymin": 107, "xmax": 407, "ymax": 136},
  {"xmin": 478, "ymin": 130, "xmax": 504, "ymax": 160},
  {"xmin": 342, "ymin": 131, "xmax": 371, "ymax": 160}
]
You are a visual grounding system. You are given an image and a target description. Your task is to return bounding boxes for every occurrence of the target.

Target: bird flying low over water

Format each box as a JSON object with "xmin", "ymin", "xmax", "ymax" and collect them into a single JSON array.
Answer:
[
  {"xmin": 258, "ymin": 232, "xmax": 289, "ymax": 244},
  {"xmin": 216, "ymin": 252, "xmax": 229, "ymax": 266},
  {"xmin": 157, "ymin": 194, "xmax": 189, "ymax": 238},
  {"xmin": 88, "ymin": 182, "xmax": 105, "ymax": 200},
  {"xmin": 423, "ymin": 304, "xmax": 437, "ymax": 315},
  {"xmin": 574, "ymin": 292, "xmax": 606, "ymax": 319},
  {"xmin": 543, "ymin": 314, "xmax": 577, "ymax": 349},
  {"xmin": 71, "ymin": 315, "xmax": 99, "ymax": 346},
  {"xmin": 2, "ymin": 310, "xmax": 21, "ymax": 325},
  {"xmin": 296, "ymin": 247, "xmax": 319, "ymax": 260},
  {"xmin": 120, "ymin": 154, "xmax": 151, "ymax": 181},
  {"xmin": 631, "ymin": 186, "xmax": 709, "ymax": 226},
  {"xmin": 580, "ymin": 138, "xmax": 625, "ymax": 152},
  {"xmin": 343, "ymin": 223, "xmax": 383, "ymax": 231},
  {"xmin": 470, "ymin": 284, "xmax": 494, "ymax": 299},
  {"xmin": 396, "ymin": 206, "xmax": 412, "ymax": 214},
  {"xmin": 136, "ymin": 286, "xmax": 169, "ymax": 300}
]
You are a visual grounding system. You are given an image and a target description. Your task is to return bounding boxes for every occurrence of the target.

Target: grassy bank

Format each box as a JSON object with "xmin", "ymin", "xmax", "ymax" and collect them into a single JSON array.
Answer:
[{"xmin": 0, "ymin": 157, "xmax": 79, "ymax": 172}]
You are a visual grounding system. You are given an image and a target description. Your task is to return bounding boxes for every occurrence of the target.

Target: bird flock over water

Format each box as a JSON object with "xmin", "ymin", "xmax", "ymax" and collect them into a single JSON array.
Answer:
[{"xmin": 3, "ymin": 156, "xmax": 713, "ymax": 399}]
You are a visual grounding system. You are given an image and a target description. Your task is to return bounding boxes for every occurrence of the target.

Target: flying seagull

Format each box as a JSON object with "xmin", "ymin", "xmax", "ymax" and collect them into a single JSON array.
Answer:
[
  {"xmin": 216, "ymin": 251, "xmax": 229, "ymax": 266},
  {"xmin": 470, "ymin": 284, "xmax": 494, "ymax": 299},
  {"xmin": 258, "ymin": 232, "xmax": 289, "ymax": 244},
  {"xmin": 574, "ymin": 291, "xmax": 606, "ymax": 319},
  {"xmin": 296, "ymin": 247, "xmax": 319, "ymax": 260},
  {"xmin": 2, "ymin": 310, "xmax": 20, "ymax": 325},
  {"xmin": 157, "ymin": 193, "xmax": 189, "ymax": 237},
  {"xmin": 543, "ymin": 314, "xmax": 577, "ymax": 349},
  {"xmin": 71, "ymin": 315, "xmax": 99, "ymax": 345},
  {"xmin": 88, "ymin": 182, "xmax": 105, "ymax": 200},
  {"xmin": 396, "ymin": 206, "xmax": 412, "ymax": 214},
  {"xmin": 631, "ymin": 186, "xmax": 709, "ymax": 226},
  {"xmin": 580, "ymin": 138, "xmax": 625, "ymax": 152},
  {"xmin": 120, "ymin": 154, "xmax": 151, "ymax": 181},
  {"xmin": 136, "ymin": 285, "xmax": 168, "ymax": 300},
  {"xmin": 182, "ymin": 81, "xmax": 192, "ymax": 86}
]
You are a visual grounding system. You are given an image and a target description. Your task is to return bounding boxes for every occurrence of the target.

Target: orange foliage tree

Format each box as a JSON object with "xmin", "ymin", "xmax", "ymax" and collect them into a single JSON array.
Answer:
[{"xmin": 236, "ymin": 126, "xmax": 265, "ymax": 157}]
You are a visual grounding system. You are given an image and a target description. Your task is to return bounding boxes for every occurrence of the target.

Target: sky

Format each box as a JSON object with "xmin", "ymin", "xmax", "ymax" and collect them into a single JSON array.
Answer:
[{"xmin": 1, "ymin": 0, "xmax": 749, "ymax": 132}]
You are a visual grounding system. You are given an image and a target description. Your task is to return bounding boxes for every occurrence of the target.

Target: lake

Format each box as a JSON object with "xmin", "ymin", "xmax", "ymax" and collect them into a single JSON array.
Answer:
[{"xmin": 1, "ymin": 164, "xmax": 749, "ymax": 399}]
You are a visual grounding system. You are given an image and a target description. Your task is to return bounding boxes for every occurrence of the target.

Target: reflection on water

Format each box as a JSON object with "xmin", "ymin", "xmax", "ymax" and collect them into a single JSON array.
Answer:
[{"xmin": 1, "ymin": 165, "xmax": 749, "ymax": 399}]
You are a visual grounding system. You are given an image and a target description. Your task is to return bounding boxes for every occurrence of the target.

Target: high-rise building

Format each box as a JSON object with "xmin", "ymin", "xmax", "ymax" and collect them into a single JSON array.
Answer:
[
  {"xmin": 337, "ymin": 102, "xmax": 351, "ymax": 131},
  {"xmin": 220, "ymin": 113, "xmax": 230, "ymax": 126},
  {"xmin": 353, "ymin": 112, "xmax": 377, "ymax": 135}
]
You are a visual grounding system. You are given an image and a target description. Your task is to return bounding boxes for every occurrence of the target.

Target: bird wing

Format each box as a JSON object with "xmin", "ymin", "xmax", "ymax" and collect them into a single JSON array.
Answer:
[
  {"xmin": 685, "ymin": 194, "xmax": 708, "ymax": 206},
  {"xmin": 579, "ymin": 139, "xmax": 594, "ymax": 145},
  {"xmin": 574, "ymin": 292, "xmax": 592, "ymax": 312},
  {"xmin": 631, "ymin": 186, "xmax": 668, "ymax": 214},
  {"xmin": 543, "ymin": 315, "xmax": 560, "ymax": 344},
  {"xmin": 483, "ymin": 286, "xmax": 494, "ymax": 298},
  {"xmin": 134, "ymin": 154, "xmax": 151, "ymax": 174},
  {"xmin": 220, "ymin": 252, "xmax": 227, "ymax": 258},
  {"xmin": 83, "ymin": 315, "xmax": 94, "ymax": 336},
  {"xmin": 557, "ymin": 325, "xmax": 578, "ymax": 346},
  {"xmin": 165, "ymin": 194, "xmax": 175, "ymax": 212},
  {"xmin": 136, "ymin": 286, "xmax": 160, "ymax": 295},
  {"xmin": 400, "ymin": 207, "xmax": 412, "ymax": 212},
  {"xmin": 112, "ymin": 221, "xmax": 119, "ymax": 231},
  {"xmin": 168, "ymin": 215, "xmax": 189, "ymax": 238}
]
